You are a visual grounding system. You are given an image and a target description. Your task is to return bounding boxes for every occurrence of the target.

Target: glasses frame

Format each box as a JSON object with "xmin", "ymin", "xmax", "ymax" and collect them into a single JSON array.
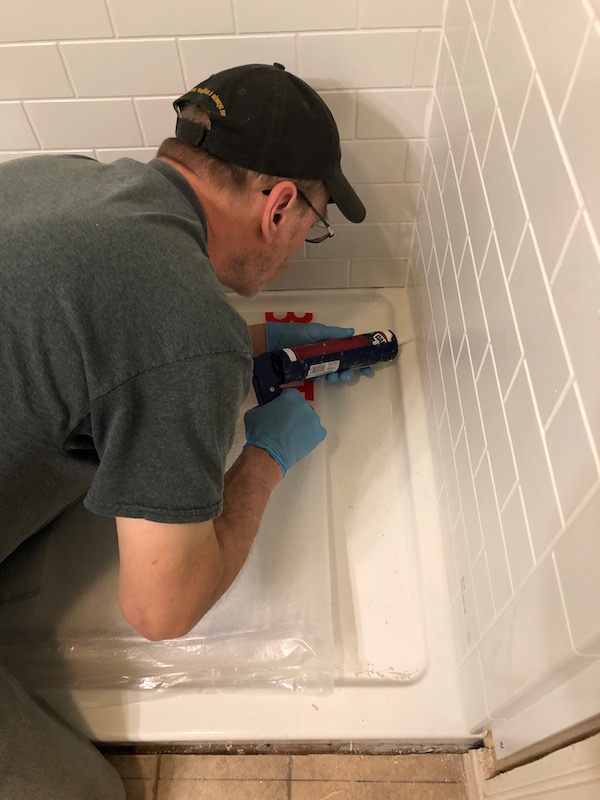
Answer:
[{"xmin": 262, "ymin": 187, "xmax": 334, "ymax": 244}]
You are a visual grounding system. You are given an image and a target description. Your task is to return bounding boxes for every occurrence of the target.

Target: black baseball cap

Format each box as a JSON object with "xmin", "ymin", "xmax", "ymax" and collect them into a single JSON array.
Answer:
[{"xmin": 173, "ymin": 63, "xmax": 366, "ymax": 224}]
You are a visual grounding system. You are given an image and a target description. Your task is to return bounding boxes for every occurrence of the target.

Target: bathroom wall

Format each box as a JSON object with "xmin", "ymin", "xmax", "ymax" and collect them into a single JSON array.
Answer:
[
  {"xmin": 0, "ymin": 0, "xmax": 443, "ymax": 291},
  {"xmin": 408, "ymin": 0, "xmax": 600, "ymax": 743}
]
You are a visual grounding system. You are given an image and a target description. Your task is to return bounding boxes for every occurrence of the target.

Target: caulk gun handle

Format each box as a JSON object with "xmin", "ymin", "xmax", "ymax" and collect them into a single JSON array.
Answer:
[{"xmin": 252, "ymin": 352, "xmax": 283, "ymax": 406}]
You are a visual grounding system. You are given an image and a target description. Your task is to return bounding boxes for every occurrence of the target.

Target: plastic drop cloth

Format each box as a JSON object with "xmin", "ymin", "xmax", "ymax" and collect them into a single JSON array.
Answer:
[{"xmin": 0, "ymin": 393, "xmax": 336, "ymax": 695}]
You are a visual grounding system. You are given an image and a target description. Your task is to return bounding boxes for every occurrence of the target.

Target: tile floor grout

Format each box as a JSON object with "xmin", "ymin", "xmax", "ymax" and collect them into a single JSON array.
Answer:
[{"xmin": 108, "ymin": 752, "xmax": 475, "ymax": 799}]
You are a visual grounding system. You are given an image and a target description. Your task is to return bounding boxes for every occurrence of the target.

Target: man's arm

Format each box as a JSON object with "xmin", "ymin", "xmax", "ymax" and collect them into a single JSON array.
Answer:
[
  {"xmin": 116, "ymin": 445, "xmax": 281, "ymax": 641},
  {"xmin": 247, "ymin": 323, "xmax": 266, "ymax": 357}
]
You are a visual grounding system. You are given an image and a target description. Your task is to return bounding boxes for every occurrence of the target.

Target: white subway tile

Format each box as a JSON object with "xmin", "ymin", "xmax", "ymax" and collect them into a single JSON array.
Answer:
[
  {"xmin": 0, "ymin": 45, "xmax": 72, "ymax": 101},
  {"xmin": 236, "ymin": 0, "xmax": 355, "ymax": 33},
  {"xmin": 500, "ymin": 487, "xmax": 535, "ymax": 591},
  {"xmin": 469, "ymin": 0, "xmax": 496, "ymax": 46},
  {"xmin": 339, "ymin": 184, "xmax": 418, "ymax": 224},
  {"xmin": 560, "ymin": 24, "xmax": 600, "ymax": 231},
  {"xmin": 509, "ymin": 229, "xmax": 571, "ymax": 425},
  {"xmin": 429, "ymin": 324, "xmax": 447, "ymax": 425},
  {"xmin": 460, "ymin": 137, "xmax": 492, "ymax": 272},
  {"xmin": 61, "ymin": 41, "xmax": 184, "ymax": 98},
  {"xmin": 179, "ymin": 37, "xmax": 297, "ymax": 88},
  {"xmin": 397, "ymin": 223, "xmax": 416, "ymax": 257},
  {"xmin": 554, "ymin": 488, "xmax": 600, "ymax": 655},
  {"xmin": 513, "ymin": 80, "xmax": 580, "ymax": 278},
  {"xmin": 357, "ymin": 89, "xmax": 433, "ymax": 139},
  {"xmin": 320, "ymin": 91, "xmax": 356, "ymax": 141},
  {"xmin": 428, "ymin": 172, "xmax": 450, "ymax": 262},
  {"xmin": 476, "ymin": 350, "xmax": 517, "ymax": 507},
  {"xmin": 438, "ymin": 56, "xmax": 470, "ymax": 176},
  {"xmin": 435, "ymin": 38, "xmax": 450, "ymax": 95},
  {"xmin": 482, "ymin": 115, "xmax": 527, "ymax": 272},
  {"xmin": 485, "ymin": 0, "xmax": 533, "ymax": 144},
  {"xmin": 24, "ymin": 100, "xmax": 143, "ymax": 149},
  {"xmin": 358, "ymin": 0, "xmax": 445, "ymax": 28},
  {"xmin": 546, "ymin": 386, "xmax": 599, "ymax": 523},
  {"xmin": 457, "ymin": 339, "xmax": 486, "ymax": 470},
  {"xmin": 96, "ymin": 148, "xmax": 156, "ymax": 164},
  {"xmin": 441, "ymin": 246, "xmax": 465, "ymax": 355},
  {"xmin": 452, "ymin": 515, "xmax": 481, "ymax": 645},
  {"xmin": 474, "ymin": 454, "xmax": 513, "ymax": 611},
  {"xmin": 442, "ymin": 157, "xmax": 468, "ymax": 267},
  {"xmin": 441, "ymin": 413, "xmax": 462, "ymax": 524},
  {"xmin": 409, "ymin": 277, "xmax": 430, "ymax": 359},
  {"xmin": 108, "ymin": 0, "xmax": 233, "ymax": 36},
  {"xmin": 417, "ymin": 189, "xmax": 435, "ymax": 269},
  {"xmin": 429, "ymin": 248, "xmax": 448, "ymax": 346},
  {"xmin": 460, "ymin": 25, "xmax": 496, "ymax": 163},
  {"xmin": 505, "ymin": 365, "xmax": 563, "ymax": 557},
  {"xmin": 268, "ymin": 259, "xmax": 350, "ymax": 291},
  {"xmin": 552, "ymin": 217, "xmax": 600, "ymax": 453},
  {"xmin": 405, "ymin": 139, "xmax": 427, "ymax": 182},
  {"xmin": 455, "ymin": 431, "xmax": 483, "ymax": 559},
  {"xmin": 310, "ymin": 223, "xmax": 398, "ymax": 260},
  {"xmin": 298, "ymin": 32, "xmax": 418, "ymax": 89},
  {"xmin": 413, "ymin": 30, "xmax": 443, "ymax": 87},
  {"xmin": 135, "ymin": 97, "xmax": 177, "ymax": 147},
  {"xmin": 445, "ymin": 0, "xmax": 472, "ymax": 76},
  {"xmin": 422, "ymin": 148, "xmax": 434, "ymax": 202},
  {"xmin": 458, "ymin": 244, "xmax": 488, "ymax": 376},
  {"xmin": 480, "ymin": 236, "xmax": 522, "ymax": 395},
  {"xmin": 441, "ymin": 332, "xmax": 464, "ymax": 445},
  {"xmin": 478, "ymin": 558, "xmax": 574, "ymax": 717},
  {"xmin": 429, "ymin": 392, "xmax": 445, "ymax": 484},
  {"xmin": 517, "ymin": 0, "xmax": 590, "ymax": 118},
  {"xmin": 0, "ymin": 0, "xmax": 112, "ymax": 42},
  {"xmin": 340, "ymin": 140, "xmax": 408, "ymax": 184},
  {"xmin": 350, "ymin": 258, "xmax": 409, "ymax": 288},
  {"xmin": 438, "ymin": 489, "xmax": 460, "ymax": 600},
  {"xmin": 0, "ymin": 103, "xmax": 39, "ymax": 149},
  {"xmin": 428, "ymin": 98, "xmax": 450, "ymax": 185},
  {"xmin": 472, "ymin": 552, "xmax": 496, "ymax": 632}
]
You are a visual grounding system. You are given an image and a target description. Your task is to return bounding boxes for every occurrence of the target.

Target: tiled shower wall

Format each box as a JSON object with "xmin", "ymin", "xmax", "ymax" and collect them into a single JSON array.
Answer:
[
  {"xmin": 408, "ymin": 0, "xmax": 600, "ymax": 735},
  {"xmin": 0, "ymin": 0, "xmax": 444, "ymax": 291}
]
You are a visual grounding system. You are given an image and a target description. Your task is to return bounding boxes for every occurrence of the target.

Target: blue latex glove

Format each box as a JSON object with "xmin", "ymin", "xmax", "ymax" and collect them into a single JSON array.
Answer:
[
  {"xmin": 265, "ymin": 322, "xmax": 373, "ymax": 381},
  {"xmin": 265, "ymin": 322, "xmax": 355, "ymax": 351},
  {"xmin": 244, "ymin": 389, "xmax": 327, "ymax": 477}
]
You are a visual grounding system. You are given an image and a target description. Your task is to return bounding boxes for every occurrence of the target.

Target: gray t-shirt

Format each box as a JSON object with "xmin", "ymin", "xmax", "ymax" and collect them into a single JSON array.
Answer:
[{"xmin": 0, "ymin": 155, "xmax": 252, "ymax": 563}]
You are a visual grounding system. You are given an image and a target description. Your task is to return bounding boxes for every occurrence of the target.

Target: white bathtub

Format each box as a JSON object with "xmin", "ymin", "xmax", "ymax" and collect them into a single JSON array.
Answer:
[{"xmin": 0, "ymin": 288, "xmax": 475, "ymax": 747}]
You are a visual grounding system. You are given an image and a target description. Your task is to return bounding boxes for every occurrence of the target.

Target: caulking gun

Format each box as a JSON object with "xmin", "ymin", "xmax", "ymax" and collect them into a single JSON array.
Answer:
[{"xmin": 252, "ymin": 330, "xmax": 399, "ymax": 405}]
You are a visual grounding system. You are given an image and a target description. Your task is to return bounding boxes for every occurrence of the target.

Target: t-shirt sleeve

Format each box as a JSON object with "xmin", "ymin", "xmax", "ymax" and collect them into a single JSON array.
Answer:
[{"xmin": 83, "ymin": 351, "xmax": 251, "ymax": 523}]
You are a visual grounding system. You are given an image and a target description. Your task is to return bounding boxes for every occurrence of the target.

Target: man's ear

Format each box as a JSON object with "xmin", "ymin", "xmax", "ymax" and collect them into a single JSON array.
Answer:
[{"xmin": 260, "ymin": 181, "xmax": 298, "ymax": 242}]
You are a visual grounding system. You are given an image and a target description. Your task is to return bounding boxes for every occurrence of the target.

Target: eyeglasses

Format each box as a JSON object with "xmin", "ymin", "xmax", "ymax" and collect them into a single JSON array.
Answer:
[{"xmin": 262, "ymin": 187, "xmax": 334, "ymax": 244}]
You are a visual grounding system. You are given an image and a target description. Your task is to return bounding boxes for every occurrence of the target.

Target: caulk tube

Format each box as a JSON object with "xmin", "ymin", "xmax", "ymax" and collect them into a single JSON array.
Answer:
[{"xmin": 252, "ymin": 331, "xmax": 398, "ymax": 405}]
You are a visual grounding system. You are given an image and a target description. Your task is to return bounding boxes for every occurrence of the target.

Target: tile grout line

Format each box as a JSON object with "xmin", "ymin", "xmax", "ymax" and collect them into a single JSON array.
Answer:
[{"xmin": 152, "ymin": 753, "xmax": 161, "ymax": 800}]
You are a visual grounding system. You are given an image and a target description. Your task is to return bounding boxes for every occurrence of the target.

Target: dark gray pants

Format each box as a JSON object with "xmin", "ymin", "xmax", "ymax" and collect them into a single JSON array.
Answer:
[{"xmin": 0, "ymin": 662, "xmax": 124, "ymax": 799}]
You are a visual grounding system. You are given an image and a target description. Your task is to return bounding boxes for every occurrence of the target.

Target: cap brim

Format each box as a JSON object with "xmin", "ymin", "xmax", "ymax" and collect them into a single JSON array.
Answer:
[{"xmin": 326, "ymin": 170, "xmax": 366, "ymax": 223}]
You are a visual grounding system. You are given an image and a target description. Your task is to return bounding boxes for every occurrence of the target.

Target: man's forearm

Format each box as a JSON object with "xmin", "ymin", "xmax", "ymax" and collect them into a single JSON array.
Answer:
[
  {"xmin": 207, "ymin": 444, "xmax": 282, "ymax": 608},
  {"xmin": 247, "ymin": 323, "xmax": 266, "ymax": 357}
]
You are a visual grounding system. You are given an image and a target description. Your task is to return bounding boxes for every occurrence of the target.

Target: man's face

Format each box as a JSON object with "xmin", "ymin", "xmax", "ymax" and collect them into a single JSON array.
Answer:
[{"xmin": 223, "ymin": 190, "xmax": 329, "ymax": 297}]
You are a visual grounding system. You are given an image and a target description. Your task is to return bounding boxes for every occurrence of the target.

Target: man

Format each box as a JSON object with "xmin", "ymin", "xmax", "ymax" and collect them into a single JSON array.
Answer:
[{"xmin": 0, "ymin": 64, "xmax": 365, "ymax": 798}]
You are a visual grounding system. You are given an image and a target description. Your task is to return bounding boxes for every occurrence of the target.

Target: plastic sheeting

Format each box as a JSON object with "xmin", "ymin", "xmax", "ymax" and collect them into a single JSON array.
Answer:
[{"xmin": 0, "ymin": 393, "xmax": 336, "ymax": 696}]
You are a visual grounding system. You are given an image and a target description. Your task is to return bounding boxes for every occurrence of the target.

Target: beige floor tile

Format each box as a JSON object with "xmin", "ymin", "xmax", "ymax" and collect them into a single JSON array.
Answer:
[
  {"xmin": 290, "ymin": 782, "xmax": 468, "ymax": 799},
  {"xmin": 160, "ymin": 754, "xmax": 289, "ymax": 780},
  {"xmin": 157, "ymin": 779, "xmax": 288, "ymax": 799},
  {"xmin": 106, "ymin": 754, "xmax": 159, "ymax": 780},
  {"xmin": 122, "ymin": 779, "xmax": 156, "ymax": 800},
  {"xmin": 291, "ymin": 754, "xmax": 465, "ymax": 783}
]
